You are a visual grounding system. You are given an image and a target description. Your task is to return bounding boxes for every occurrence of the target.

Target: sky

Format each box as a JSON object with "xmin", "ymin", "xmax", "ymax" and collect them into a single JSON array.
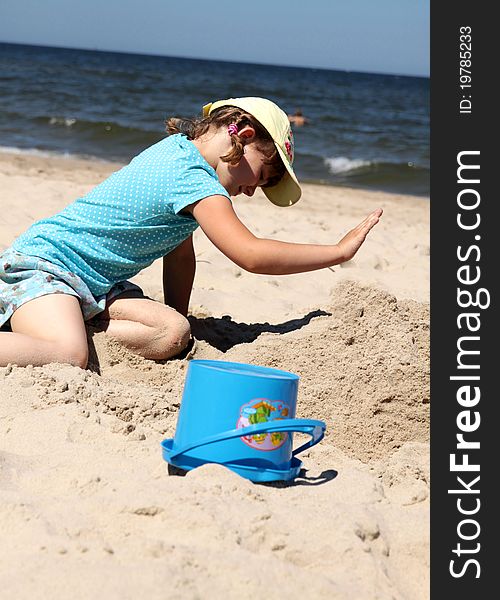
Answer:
[{"xmin": 0, "ymin": 0, "xmax": 429, "ymax": 77}]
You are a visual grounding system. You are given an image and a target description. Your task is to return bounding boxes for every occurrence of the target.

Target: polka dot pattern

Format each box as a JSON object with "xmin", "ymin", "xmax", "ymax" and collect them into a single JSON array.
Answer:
[{"xmin": 12, "ymin": 135, "xmax": 230, "ymax": 297}]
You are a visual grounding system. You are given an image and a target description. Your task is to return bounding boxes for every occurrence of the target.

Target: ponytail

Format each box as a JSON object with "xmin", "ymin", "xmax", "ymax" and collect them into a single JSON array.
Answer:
[{"xmin": 165, "ymin": 117, "xmax": 197, "ymax": 139}]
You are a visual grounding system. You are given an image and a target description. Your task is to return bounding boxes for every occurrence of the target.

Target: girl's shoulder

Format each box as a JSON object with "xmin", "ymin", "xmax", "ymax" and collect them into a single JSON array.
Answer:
[
  {"xmin": 117, "ymin": 135, "xmax": 222, "ymax": 198},
  {"xmin": 129, "ymin": 135, "xmax": 216, "ymax": 181}
]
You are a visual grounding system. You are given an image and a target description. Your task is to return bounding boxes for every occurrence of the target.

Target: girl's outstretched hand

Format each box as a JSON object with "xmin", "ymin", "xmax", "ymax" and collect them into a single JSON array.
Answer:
[{"xmin": 336, "ymin": 208, "xmax": 383, "ymax": 262}]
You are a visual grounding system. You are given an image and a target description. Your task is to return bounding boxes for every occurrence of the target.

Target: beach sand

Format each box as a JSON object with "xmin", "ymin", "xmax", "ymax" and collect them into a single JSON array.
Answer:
[{"xmin": 0, "ymin": 151, "xmax": 429, "ymax": 599}]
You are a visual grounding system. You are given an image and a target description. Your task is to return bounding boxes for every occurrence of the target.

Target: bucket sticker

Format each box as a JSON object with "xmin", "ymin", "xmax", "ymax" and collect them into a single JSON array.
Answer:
[{"xmin": 236, "ymin": 398, "xmax": 290, "ymax": 451}]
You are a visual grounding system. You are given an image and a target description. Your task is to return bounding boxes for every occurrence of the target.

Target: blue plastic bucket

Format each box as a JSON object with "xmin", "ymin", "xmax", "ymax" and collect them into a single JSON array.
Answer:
[{"xmin": 161, "ymin": 360, "xmax": 326, "ymax": 482}]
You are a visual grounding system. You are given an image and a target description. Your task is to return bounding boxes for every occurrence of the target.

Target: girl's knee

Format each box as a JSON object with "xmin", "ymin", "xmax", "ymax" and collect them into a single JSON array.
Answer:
[
  {"xmin": 174, "ymin": 314, "xmax": 191, "ymax": 346},
  {"xmin": 153, "ymin": 313, "xmax": 191, "ymax": 359},
  {"xmin": 166, "ymin": 313, "xmax": 191, "ymax": 354}
]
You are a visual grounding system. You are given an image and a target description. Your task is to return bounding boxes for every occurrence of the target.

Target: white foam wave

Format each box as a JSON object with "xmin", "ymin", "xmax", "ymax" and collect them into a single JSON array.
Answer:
[
  {"xmin": 49, "ymin": 117, "xmax": 77, "ymax": 127},
  {"xmin": 0, "ymin": 145, "xmax": 60, "ymax": 158},
  {"xmin": 324, "ymin": 156, "xmax": 371, "ymax": 174},
  {"xmin": 0, "ymin": 145, "xmax": 108, "ymax": 163}
]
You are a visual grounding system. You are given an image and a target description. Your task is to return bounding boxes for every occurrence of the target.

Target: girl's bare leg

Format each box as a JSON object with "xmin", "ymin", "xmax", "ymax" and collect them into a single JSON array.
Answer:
[
  {"xmin": 91, "ymin": 292, "xmax": 191, "ymax": 360},
  {"xmin": 0, "ymin": 294, "xmax": 89, "ymax": 368}
]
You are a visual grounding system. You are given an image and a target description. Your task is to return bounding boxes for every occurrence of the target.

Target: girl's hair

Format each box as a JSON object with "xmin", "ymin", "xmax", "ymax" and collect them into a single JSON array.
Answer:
[{"xmin": 165, "ymin": 106, "xmax": 286, "ymax": 188}]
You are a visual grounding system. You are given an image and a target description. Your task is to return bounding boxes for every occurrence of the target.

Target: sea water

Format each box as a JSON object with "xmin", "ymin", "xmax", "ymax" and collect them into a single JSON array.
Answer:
[{"xmin": 0, "ymin": 42, "xmax": 429, "ymax": 196}]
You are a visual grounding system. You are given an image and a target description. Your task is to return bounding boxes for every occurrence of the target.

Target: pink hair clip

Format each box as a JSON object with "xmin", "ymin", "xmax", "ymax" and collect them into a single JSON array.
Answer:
[{"xmin": 227, "ymin": 123, "xmax": 239, "ymax": 136}]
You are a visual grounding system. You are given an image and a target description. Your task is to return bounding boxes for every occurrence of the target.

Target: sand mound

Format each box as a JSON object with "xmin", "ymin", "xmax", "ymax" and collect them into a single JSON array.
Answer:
[{"xmin": 220, "ymin": 280, "xmax": 430, "ymax": 461}]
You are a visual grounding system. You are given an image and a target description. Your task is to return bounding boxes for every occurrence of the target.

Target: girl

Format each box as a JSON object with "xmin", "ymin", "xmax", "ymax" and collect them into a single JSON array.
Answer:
[{"xmin": 0, "ymin": 97, "xmax": 382, "ymax": 368}]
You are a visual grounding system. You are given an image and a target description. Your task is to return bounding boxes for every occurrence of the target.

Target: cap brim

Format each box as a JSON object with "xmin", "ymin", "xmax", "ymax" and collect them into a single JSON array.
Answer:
[{"xmin": 263, "ymin": 144, "xmax": 301, "ymax": 207}]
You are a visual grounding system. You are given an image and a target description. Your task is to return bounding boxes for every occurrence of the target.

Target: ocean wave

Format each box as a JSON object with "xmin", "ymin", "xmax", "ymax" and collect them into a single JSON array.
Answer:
[
  {"xmin": 48, "ymin": 117, "xmax": 77, "ymax": 127},
  {"xmin": 33, "ymin": 115, "xmax": 158, "ymax": 136},
  {"xmin": 324, "ymin": 156, "xmax": 371, "ymax": 174},
  {"xmin": 0, "ymin": 145, "xmax": 63, "ymax": 158},
  {"xmin": 0, "ymin": 144, "xmax": 115, "ymax": 163}
]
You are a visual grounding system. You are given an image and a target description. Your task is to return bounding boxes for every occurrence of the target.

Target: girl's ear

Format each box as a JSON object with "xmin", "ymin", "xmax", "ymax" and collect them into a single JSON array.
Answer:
[{"xmin": 237, "ymin": 125, "xmax": 256, "ymax": 141}]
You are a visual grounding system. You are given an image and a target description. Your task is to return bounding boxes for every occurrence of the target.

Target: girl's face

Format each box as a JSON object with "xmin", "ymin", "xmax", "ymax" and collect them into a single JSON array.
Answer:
[{"xmin": 216, "ymin": 142, "xmax": 272, "ymax": 198}]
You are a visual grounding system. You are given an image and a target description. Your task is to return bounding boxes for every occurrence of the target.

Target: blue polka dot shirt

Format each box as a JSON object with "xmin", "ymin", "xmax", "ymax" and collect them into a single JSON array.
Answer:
[{"xmin": 13, "ymin": 134, "xmax": 230, "ymax": 297}]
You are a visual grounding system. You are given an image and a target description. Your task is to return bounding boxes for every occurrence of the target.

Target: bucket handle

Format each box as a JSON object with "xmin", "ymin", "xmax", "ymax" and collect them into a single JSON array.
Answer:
[{"xmin": 168, "ymin": 418, "xmax": 326, "ymax": 461}]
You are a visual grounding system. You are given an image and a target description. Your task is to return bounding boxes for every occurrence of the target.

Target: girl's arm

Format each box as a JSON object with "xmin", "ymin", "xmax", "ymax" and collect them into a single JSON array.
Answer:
[
  {"xmin": 162, "ymin": 234, "xmax": 195, "ymax": 316},
  {"xmin": 187, "ymin": 196, "xmax": 382, "ymax": 275}
]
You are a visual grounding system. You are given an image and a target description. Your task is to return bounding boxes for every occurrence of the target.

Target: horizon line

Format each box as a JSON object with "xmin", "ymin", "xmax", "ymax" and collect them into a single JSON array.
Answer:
[{"xmin": 0, "ymin": 39, "xmax": 430, "ymax": 80}]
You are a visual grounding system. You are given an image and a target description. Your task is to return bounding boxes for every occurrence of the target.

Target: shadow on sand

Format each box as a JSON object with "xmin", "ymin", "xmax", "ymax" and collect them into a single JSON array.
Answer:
[
  {"xmin": 167, "ymin": 463, "xmax": 338, "ymax": 487},
  {"xmin": 188, "ymin": 309, "xmax": 331, "ymax": 353}
]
